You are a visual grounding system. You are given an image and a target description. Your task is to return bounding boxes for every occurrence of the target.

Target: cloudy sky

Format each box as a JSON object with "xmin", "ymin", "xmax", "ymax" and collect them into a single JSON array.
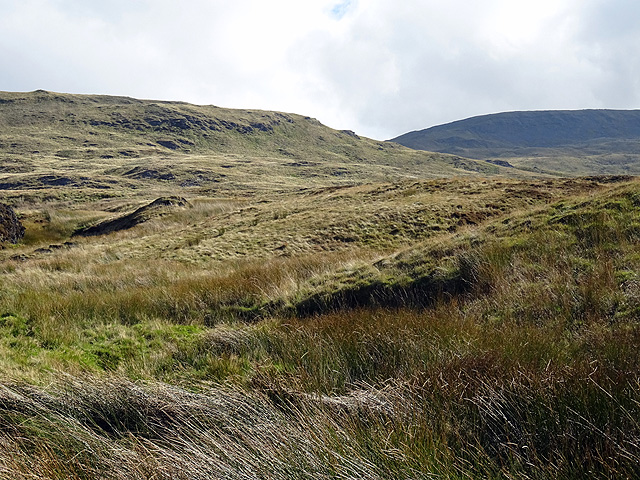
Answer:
[{"xmin": 1, "ymin": 0, "xmax": 639, "ymax": 140}]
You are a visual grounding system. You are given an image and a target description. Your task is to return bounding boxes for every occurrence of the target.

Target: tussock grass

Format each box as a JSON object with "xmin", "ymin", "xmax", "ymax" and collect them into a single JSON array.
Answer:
[
  {"xmin": 0, "ymin": 342, "xmax": 639, "ymax": 480},
  {"xmin": 1, "ymin": 250, "xmax": 371, "ymax": 327},
  {"xmin": 1, "ymin": 176, "xmax": 640, "ymax": 477},
  {"xmin": 4, "ymin": 91, "xmax": 640, "ymax": 477},
  {"xmin": 0, "ymin": 377, "xmax": 427, "ymax": 479}
]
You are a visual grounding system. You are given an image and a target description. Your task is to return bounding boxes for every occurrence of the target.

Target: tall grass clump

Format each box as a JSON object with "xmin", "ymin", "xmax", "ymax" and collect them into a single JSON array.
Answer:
[
  {"xmin": 0, "ymin": 250, "xmax": 373, "ymax": 331},
  {"xmin": 0, "ymin": 376, "xmax": 437, "ymax": 479}
]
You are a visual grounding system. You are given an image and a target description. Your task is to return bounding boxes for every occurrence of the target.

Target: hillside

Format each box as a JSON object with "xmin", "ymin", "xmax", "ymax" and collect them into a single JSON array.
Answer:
[
  {"xmin": 0, "ymin": 90, "xmax": 522, "ymax": 206},
  {"xmin": 391, "ymin": 109, "xmax": 640, "ymax": 175},
  {"xmin": 2, "ymin": 174, "xmax": 640, "ymax": 478},
  {"xmin": 1, "ymin": 91, "xmax": 640, "ymax": 478}
]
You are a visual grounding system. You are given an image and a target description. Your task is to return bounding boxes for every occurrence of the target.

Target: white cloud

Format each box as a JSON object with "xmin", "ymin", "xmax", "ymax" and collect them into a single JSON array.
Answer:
[{"xmin": 0, "ymin": 0, "xmax": 639, "ymax": 139}]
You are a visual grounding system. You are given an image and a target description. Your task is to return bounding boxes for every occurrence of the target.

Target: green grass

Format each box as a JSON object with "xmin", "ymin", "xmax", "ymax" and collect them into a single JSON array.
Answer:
[
  {"xmin": 1, "ymin": 177, "xmax": 640, "ymax": 477},
  {"xmin": 0, "ymin": 306, "xmax": 638, "ymax": 478},
  {"xmin": 1, "ymin": 91, "xmax": 640, "ymax": 477}
]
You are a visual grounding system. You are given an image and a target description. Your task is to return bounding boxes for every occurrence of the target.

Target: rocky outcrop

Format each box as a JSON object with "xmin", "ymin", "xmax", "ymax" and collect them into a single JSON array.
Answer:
[
  {"xmin": 0, "ymin": 203, "xmax": 25, "ymax": 244},
  {"xmin": 74, "ymin": 196, "xmax": 190, "ymax": 237}
]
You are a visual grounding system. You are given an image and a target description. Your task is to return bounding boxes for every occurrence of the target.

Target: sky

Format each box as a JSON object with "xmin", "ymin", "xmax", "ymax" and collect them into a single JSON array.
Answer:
[{"xmin": 1, "ymin": 0, "xmax": 639, "ymax": 140}]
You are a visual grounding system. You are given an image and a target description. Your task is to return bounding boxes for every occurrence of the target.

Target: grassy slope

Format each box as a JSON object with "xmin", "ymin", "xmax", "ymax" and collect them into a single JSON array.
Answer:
[
  {"xmin": 505, "ymin": 149, "xmax": 640, "ymax": 176},
  {"xmin": 1, "ymin": 92, "xmax": 640, "ymax": 478},
  {"xmin": 0, "ymin": 90, "xmax": 527, "ymax": 207},
  {"xmin": 1, "ymin": 175, "xmax": 640, "ymax": 478}
]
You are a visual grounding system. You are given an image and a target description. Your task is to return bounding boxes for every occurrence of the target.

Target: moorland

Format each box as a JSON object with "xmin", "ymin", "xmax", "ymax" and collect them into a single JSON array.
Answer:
[{"xmin": 0, "ymin": 91, "xmax": 639, "ymax": 479}]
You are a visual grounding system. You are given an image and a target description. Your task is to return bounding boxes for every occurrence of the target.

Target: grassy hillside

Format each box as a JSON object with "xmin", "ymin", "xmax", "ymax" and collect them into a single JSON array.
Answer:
[
  {"xmin": 1, "ymin": 92, "xmax": 639, "ymax": 478},
  {"xmin": 392, "ymin": 109, "xmax": 640, "ymax": 176},
  {"xmin": 2, "ymin": 173, "xmax": 640, "ymax": 478},
  {"xmin": 0, "ymin": 90, "xmax": 525, "ymax": 206}
]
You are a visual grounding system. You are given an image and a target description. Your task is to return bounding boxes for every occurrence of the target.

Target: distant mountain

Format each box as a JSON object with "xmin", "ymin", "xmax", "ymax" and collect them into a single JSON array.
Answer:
[{"xmin": 391, "ymin": 110, "xmax": 640, "ymax": 175}]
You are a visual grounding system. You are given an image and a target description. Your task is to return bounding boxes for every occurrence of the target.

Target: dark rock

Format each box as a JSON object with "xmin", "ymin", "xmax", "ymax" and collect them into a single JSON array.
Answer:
[
  {"xmin": 485, "ymin": 159, "xmax": 514, "ymax": 168},
  {"xmin": 123, "ymin": 166, "xmax": 176, "ymax": 181},
  {"xmin": 39, "ymin": 175, "xmax": 74, "ymax": 186},
  {"xmin": 74, "ymin": 196, "xmax": 191, "ymax": 237},
  {"xmin": 340, "ymin": 130, "xmax": 360, "ymax": 139},
  {"xmin": 250, "ymin": 122, "xmax": 273, "ymax": 133},
  {"xmin": 168, "ymin": 118, "xmax": 190, "ymax": 129},
  {"xmin": 0, "ymin": 203, "xmax": 25, "ymax": 244},
  {"xmin": 157, "ymin": 140, "xmax": 180, "ymax": 150}
]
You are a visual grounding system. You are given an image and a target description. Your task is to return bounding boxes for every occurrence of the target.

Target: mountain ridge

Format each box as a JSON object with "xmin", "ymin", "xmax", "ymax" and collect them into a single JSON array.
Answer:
[
  {"xmin": 390, "ymin": 109, "xmax": 640, "ymax": 175},
  {"xmin": 392, "ymin": 109, "xmax": 640, "ymax": 152}
]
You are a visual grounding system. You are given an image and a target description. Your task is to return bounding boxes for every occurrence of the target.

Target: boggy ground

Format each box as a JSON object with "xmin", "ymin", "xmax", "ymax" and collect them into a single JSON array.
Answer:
[{"xmin": 0, "ymin": 174, "xmax": 639, "ymax": 478}]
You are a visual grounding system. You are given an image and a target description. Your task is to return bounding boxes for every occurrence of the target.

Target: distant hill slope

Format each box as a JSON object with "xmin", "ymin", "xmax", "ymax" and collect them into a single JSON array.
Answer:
[
  {"xmin": 391, "ymin": 110, "xmax": 640, "ymax": 175},
  {"xmin": 0, "ymin": 90, "xmax": 523, "ymax": 203}
]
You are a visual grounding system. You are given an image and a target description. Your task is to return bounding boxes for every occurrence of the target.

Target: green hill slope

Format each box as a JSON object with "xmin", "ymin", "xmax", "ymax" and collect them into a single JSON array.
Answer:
[
  {"xmin": 0, "ymin": 90, "xmax": 521, "ymax": 204},
  {"xmin": 2, "ymin": 92, "xmax": 639, "ymax": 479},
  {"xmin": 391, "ymin": 109, "xmax": 640, "ymax": 175}
]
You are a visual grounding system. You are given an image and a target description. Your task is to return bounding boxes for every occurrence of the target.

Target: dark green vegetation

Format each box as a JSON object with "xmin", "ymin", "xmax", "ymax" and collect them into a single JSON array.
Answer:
[
  {"xmin": 1, "ymin": 92, "xmax": 640, "ymax": 478},
  {"xmin": 392, "ymin": 109, "xmax": 640, "ymax": 176}
]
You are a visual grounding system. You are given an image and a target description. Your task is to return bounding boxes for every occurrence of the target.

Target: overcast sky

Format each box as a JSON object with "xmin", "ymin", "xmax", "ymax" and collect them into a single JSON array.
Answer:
[{"xmin": 1, "ymin": 0, "xmax": 639, "ymax": 140}]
